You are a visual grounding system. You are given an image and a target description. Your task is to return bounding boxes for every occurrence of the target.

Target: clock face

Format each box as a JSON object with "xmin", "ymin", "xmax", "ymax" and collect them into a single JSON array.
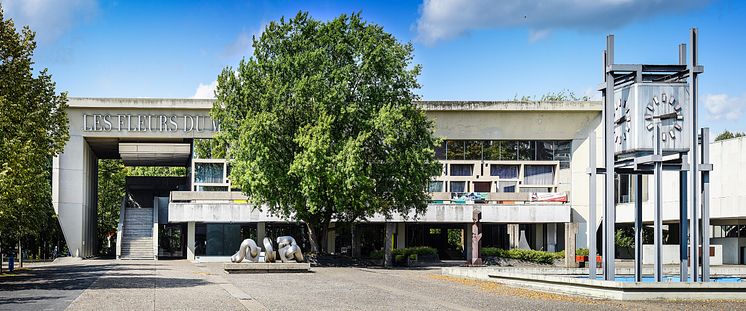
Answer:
[
  {"xmin": 614, "ymin": 98, "xmax": 632, "ymax": 146},
  {"xmin": 644, "ymin": 92, "xmax": 684, "ymax": 142}
]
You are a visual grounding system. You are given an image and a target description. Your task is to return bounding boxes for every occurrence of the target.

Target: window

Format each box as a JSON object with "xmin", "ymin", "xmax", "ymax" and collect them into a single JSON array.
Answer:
[
  {"xmin": 616, "ymin": 175, "xmax": 649, "ymax": 203},
  {"xmin": 196, "ymin": 185, "xmax": 229, "ymax": 192},
  {"xmin": 195, "ymin": 162, "xmax": 224, "ymax": 183},
  {"xmin": 483, "ymin": 141, "xmax": 501, "ymax": 160},
  {"xmin": 450, "ymin": 164, "xmax": 473, "ymax": 176},
  {"xmin": 555, "ymin": 141, "xmax": 572, "ymax": 168},
  {"xmin": 520, "ymin": 187, "xmax": 551, "ymax": 193},
  {"xmin": 434, "ymin": 141, "xmax": 446, "ymax": 160},
  {"xmin": 498, "ymin": 181, "xmax": 517, "ymax": 192},
  {"xmin": 465, "ymin": 141, "xmax": 483, "ymax": 160},
  {"xmin": 536, "ymin": 141, "xmax": 555, "ymax": 161},
  {"xmin": 518, "ymin": 141, "xmax": 534, "ymax": 160},
  {"xmin": 428, "ymin": 181, "xmax": 444, "ymax": 192},
  {"xmin": 446, "ymin": 140, "xmax": 465, "ymax": 160},
  {"xmin": 473, "ymin": 181, "xmax": 491, "ymax": 192},
  {"xmin": 524, "ymin": 165, "xmax": 555, "ymax": 185},
  {"xmin": 450, "ymin": 181, "xmax": 466, "ymax": 192},
  {"xmin": 490, "ymin": 165, "xmax": 519, "ymax": 179}
]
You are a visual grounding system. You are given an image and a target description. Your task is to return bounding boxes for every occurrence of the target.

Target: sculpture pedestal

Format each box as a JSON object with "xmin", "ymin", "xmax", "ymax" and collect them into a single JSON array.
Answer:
[{"xmin": 223, "ymin": 262, "xmax": 311, "ymax": 274}]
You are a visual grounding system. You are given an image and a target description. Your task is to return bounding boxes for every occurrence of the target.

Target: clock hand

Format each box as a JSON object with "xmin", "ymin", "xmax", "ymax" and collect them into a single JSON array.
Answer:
[
  {"xmin": 614, "ymin": 115, "xmax": 627, "ymax": 125},
  {"xmin": 653, "ymin": 112, "xmax": 679, "ymax": 121}
]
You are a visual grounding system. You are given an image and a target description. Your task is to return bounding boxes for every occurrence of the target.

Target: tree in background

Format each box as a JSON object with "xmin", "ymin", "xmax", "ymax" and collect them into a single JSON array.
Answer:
[
  {"xmin": 0, "ymin": 7, "xmax": 69, "ymax": 266},
  {"xmin": 714, "ymin": 130, "xmax": 746, "ymax": 142},
  {"xmin": 213, "ymin": 12, "xmax": 441, "ymax": 258},
  {"xmin": 97, "ymin": 160, "xmax": 126, "ymax": 256}
]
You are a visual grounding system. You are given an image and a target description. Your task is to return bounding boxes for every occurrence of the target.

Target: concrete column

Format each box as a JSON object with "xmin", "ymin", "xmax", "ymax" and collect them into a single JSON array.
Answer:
[
  {"xmin": 507, "ymin": 224, "xmax": 520, "ymax": 249},
  {"xmin": 564, "ymin": 223, "xmax": 578, "ymax": 268},
  {"xmin": 547, "ymin": 223, "xmax": 557, "ymax": 252},
  {"xmin": 327, "ymin": 223, "xmax": 336, "ymax": 254},
  {"xmin": 187, "ymin": 222, "xmax": 196, "ymax": 261},
  {"xmin": 465, "ymin": 223, "xmax": 473, "ymax": 262},
  {"xmin": 535, "ymin": 224, "xmax": 545, "ymax": 251},
  {"xmin": 52, "ymin": 136, "xmax": 98, "ymax": 258},
  {"xmin": 396, "ymin": 223, "xmax": 406, "ymax": 248},
  {"xmin": 257, "ymin": 222, "xmax": 266, "ymax": 243}
]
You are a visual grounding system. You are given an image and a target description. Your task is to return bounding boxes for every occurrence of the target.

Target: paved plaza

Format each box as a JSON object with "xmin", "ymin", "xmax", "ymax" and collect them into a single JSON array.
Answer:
[{"xmin": 2, "ymin": 260, "xmax": 746, "ymax": 310}]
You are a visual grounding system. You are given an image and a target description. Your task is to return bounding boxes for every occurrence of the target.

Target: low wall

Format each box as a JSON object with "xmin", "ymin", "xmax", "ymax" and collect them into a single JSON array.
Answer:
[{"xmin": 642, "ymin": 244, "xmax": 722, "ymax": 266}]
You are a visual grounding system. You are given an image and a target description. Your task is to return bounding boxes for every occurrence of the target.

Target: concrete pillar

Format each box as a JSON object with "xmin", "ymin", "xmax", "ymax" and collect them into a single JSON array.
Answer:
[
  {"xmin": 327, "ymin": 223, "xmax": 336, "ymax": 254},
  {"xmin": 564, "ymin": 223, "xmax": 578, "ymax": 268},
  {"xmin": 257, "ymin": 222, "xmax": 266, "ymax": 243},
  {"xmin": 547, "ymin": 223, "xmax": 558, "ymax": 252},
  {"xmin": 535, "ymin": 224, "xmax": 544, "ymax": 251},
  {"xmin": 507, "ymin": 224, "xmax": 520, "ymax": 249},
  {"xmin": 465, "ymin": 223, "xmax": 473, "ymax": 262},
  {"xmin": 52, "ymin": 136, "xmax": 98, "ymax": 258},
  {"xmin": 187, "ymin": 222, "xmax": 196, "ymax": 261},
  {"xmin": 396, "ymin": 223, "xmax": 406, "ymax": 249}
]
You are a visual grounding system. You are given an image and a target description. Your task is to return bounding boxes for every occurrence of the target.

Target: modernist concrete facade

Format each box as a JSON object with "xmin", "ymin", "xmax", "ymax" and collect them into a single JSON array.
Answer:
[{"xmin": 51, "ymin": 97, "xmax": 746, "ymax": 265}]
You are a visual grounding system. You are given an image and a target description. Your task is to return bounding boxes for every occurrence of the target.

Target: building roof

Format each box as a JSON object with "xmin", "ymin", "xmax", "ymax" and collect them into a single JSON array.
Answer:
[{"xmin": 68, "ymin": 97, "xmax": 603, "ymax": 112}]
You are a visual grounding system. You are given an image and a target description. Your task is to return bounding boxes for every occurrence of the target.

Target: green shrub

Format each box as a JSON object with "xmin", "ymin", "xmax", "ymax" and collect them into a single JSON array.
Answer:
[
  {"xmin": 480, "ymin": 247, "xmax": 562, "ymax": 264},
  {"xmin": 575, "ymin": 248, "xmax": 590, "ymax": 256},
  {"xmin": 392, "ymin": 246, "xmax": 437, "ymax": 258},
  {"xmin": 368, "ymin": 250, "xmax": 384, "ymax": 259}
]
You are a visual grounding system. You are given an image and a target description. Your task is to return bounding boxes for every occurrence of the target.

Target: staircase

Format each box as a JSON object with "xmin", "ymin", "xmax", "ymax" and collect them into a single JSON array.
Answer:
[{"xmin": 120, "ymin": 208, "xmax": 155, "ymax": 260}]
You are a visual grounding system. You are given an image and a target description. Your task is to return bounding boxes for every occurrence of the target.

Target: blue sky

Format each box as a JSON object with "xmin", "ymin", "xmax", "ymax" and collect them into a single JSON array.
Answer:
[{"xmin": 3, "ymin": 0, "xmax": 746, "ymax": 134}]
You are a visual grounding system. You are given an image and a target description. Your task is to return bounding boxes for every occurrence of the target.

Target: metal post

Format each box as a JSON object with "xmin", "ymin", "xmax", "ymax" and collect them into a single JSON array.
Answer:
[
  {"xmin": 679, "ymin": 170, "xmax": 688, "ymax": 281},
  {"xmin": 701, "ymin": 128, "xmax": 711, "ymax": 281},
  {"xmin": 634, "ymin": 174, "xmax": 643, "ymax": 282},
  {"xmin": 654, "ymin": 124, "xmax": 663, "ymax": 282},
  {"xmin": 588, "ymin": 130, "xmax": 597, "ymax": 280},
  {"xmin": 603, "ymin": 34, "xmax": 616, "ymax": 281},
  {"xmin": 689, "ymin": 28, "xmax": 700, "ymax": 282},
  {"xmin": 678, "ymin": 42, "xmax": 689, "ymax": 281}
]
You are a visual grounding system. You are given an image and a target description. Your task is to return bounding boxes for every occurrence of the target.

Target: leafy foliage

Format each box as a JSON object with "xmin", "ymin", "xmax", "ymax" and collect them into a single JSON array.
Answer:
[
  {"xmin": 714, "ymin": 130, "xmax": 746, "ymax": 142},
  {"xmin": 212, "ymin": 12, "xmax": 441, "ymax": 252},
  {"xmin": 513, "ymin": 89, "xmax": 591, "ymax": 101},
  {"xmin": 0, "ymin": 7, "xmax": 69, "ymax": 254},
  {"xmin": 97, "ymin": 160, "xmax": 126, "ymax": 255},
  {"xmin": 480, "ymin": 247, "xmax": 563, "ymax": 264}
]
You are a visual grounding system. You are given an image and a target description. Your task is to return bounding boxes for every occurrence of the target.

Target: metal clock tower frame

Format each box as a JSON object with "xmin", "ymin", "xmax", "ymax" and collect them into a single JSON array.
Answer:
[{"xmin": 590, "ymin": 28, "xmax": 710, "ymax": 282}]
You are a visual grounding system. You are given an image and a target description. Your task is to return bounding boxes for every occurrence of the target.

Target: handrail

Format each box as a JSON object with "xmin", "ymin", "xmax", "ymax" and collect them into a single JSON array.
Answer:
[{"xmin": 116, "ymin": 192, "xmax": 127, "ymax": 259}]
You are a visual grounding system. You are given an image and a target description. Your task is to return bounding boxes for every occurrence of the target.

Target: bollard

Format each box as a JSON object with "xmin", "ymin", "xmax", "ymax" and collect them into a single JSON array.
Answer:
[{"xmin": 8, "ymin": 255, "xmax": 14, "ymax": 272}]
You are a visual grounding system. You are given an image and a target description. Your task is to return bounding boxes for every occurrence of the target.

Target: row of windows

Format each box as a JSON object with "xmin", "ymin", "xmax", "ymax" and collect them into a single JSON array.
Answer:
[{"xmin": 435, "ymin": 140, "xmax": 571, "ymax": 164}]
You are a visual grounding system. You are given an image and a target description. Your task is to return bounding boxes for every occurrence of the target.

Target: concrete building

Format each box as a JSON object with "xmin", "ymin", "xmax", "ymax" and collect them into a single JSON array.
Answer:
[{"xmin": 51, "ymin": 97, "xmax": 746, "ymax": 264}]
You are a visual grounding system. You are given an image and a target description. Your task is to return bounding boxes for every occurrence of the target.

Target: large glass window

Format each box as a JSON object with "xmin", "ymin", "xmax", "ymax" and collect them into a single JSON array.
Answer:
[
  {"xmin": 204, "ymin": 223, "xmax": 241, "ymax": 256},
  {"xmin": 450, "ymin": 164, "xmax": 473, "ymax": 176},
  {"xmin": 446, "ymin": 140, "xmax": 465, "ymax": 160},
  {"xmin": 502, "ymin": 141, "xmax": 518, "ymax": 160},
  {"xmin": 450, "ymin": 181, "xmax": 466, "ymax": 192},
  {"xmin": 518, "ymin": 141, "xmax": 534, "ymax": 160},
  {"xmin": 465, "ymin": 141, "xmax": 483, "ymax": 160},
  {"xmin": 429, "ymin": 181, "xmax": 444, "ymax": 192},
  {"xmin": 524, "ymin": 165, "xmax": 555, "ymax": 185},
  {"xmin": 195, "ymin": 162, "xmax": 224, "ymax": 183},
  {"xmin": 555, "ymin": 141, "xmax": 572, "ymax": 168},
  {"xmin": 483, "ymin": 141, "xmax": 500, "ymax": 160},
  {"xmin": 536, "ymin": 141, "xmax": 555, "ymax": 161},
  {"xmin": 490, "ymin": 165, "xmax": 519, "ymax": 179}
]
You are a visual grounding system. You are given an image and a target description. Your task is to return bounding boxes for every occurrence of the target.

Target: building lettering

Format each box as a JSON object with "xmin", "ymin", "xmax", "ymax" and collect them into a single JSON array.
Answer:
[{"xmin": 82, "ymin": 113, "xmax": 220, "ymax": 132}]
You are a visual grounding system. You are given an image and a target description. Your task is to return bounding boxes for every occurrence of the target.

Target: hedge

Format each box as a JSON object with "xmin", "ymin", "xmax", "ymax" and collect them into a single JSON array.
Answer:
[
  {"xmin": 480, "ymin": 247, "xmax": 563, "ymax": 264},
  {"xmin": 392, "ymin": 246, "xmax": 437, "ymax": 262}
]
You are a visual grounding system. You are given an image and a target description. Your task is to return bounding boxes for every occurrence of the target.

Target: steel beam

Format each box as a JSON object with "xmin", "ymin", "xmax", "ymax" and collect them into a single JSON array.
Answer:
[
  {"xmin": 688, "ymin": 28, "xmax": 700, "ymax": 282},
  {"xmin": 654, "ymin": 124, "xmax": 663, "ymax": 282},
  {"xmin": 603, "ymin": 35, "xmax": 616, "ymax": 280},
  {"xmin": 634, "ymin": 174, "xmax": 643, "ymax": 282},
  {"xmin": 588, "ymin": 130, "xmax": 597, "ymax": 280},
  {"xmin": 701, "ymin": 128, "xmax": 711, "ymax": 281},
  {"xmin": 680, "ymin": 170, "xmax": 688, "ymax": 281}
]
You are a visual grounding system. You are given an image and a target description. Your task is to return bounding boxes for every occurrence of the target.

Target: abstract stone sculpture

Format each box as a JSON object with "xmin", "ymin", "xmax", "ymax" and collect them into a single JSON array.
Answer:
[
  {"xmin": 263, "ymin": 237, "xmax": 275, "ymax": 263},
  {"xmin": 231, "ymin": 239, "xmax": 260, "ymax": 263},
  {"xmin": 230, "ymin": 235, "xmax": 304, "ymax": 263},
  {"xmin": 277, "ymin": 236, "xmax": 304, "ymax": 263}
]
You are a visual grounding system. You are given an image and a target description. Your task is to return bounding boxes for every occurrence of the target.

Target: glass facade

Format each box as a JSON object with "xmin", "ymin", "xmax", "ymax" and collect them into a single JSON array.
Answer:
[
  {"xmin": 195, "ymin": 162, "xmax": 224, "ymax": 184},
  {"xmin": 434, "ymin": 140, "xmax": 572, "ymax": 167}
]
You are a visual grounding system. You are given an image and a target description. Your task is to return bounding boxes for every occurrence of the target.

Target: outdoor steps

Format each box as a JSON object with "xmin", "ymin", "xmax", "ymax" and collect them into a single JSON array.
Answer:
[{"xmin": 120, "ymin": 208, "xmax": 154, "ymax": 260}]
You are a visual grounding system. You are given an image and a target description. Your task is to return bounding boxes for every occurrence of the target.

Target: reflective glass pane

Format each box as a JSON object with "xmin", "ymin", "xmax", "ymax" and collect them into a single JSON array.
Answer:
[
  {"xmin": 536, "ymin": 141, "xmax": 555, "ymax": 160},
  {"xmin": 483, "ymin": 141, "xmax": 500, "ymax": 160},
  {"xmin": 518, "ymin": 141, "xmax": 534, "ymax": 160},
  {"xmin": 498, "ymin": 181, "xmax": 517, "ymax": 192},
  {"xmin": 501, "ymin": 141, "xmax": 518, "ymax": 160},
  {"xmin": 465, "ymin": 141, "xmax": 483, "ymax": 160},
  {"xmin": 446, "ymin": 140, "xmax": 465, "ymax": 160},
  {"xmin": 428, "ymin": 181, "xmax": 444, "ymax": 192},
  {"xmin": 434, "ymin": 141, "xmax": 446, "ymax": 160},
  {"xmin": 450, "ymin": 164, "xmax": 473, "ymax": 176},
  {"xmin": 195, "ymin": 162, "xmax": 224, "ymax": 183},
  {"xmin": 450, "ymin": 181, "xmax": 466, "ymax": 192}
]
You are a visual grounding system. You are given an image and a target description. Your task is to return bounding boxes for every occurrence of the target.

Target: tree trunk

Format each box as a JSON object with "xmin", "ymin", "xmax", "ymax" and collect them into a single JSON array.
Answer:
[
  {"xmin": 319, "ymin": 218, "xmax": 331, "ymax": 254},
  {"xmin": 18, "ymin": 238, "xmax": 23, "ymax": 268},
  {"xmin": 305, "ymin": 222, "xmax": 321, "ymax": 254},
  {"xmin": 384, "ymin": 222, "xmax": 394, "ymax": 268}
]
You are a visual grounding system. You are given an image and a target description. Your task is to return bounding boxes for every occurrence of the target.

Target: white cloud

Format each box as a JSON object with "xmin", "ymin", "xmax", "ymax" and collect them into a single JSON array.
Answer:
[
  {"xmin": 222, "ymin": 23, "xmax": 268, "ymax": 59},
  {"xmin": 705, "ymin": 94, "xmax": 745, "ymax": 121},
  {"xmin": 416, "ymin": 0, "xmax": 706, "ymax": 44},
  {"xmin": 2, "ymin": 0, "xmax": 98, "ymax": 42},
  {"xmin": 192, "ymin": 80, "xmax": 218, "ymax": 99}
]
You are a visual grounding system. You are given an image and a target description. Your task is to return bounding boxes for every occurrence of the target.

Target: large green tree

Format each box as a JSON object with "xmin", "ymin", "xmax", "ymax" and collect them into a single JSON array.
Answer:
[
  {"xmin": 213, "ymin": 12, "xmax": 441, "ymax": 254},
  {"xmin": 714, "ymin": 130, "xmax": 746, "ymax": 142},
  {"xmin": 0, "ymin": 7, "xmax": 69, "ymax": 264}
]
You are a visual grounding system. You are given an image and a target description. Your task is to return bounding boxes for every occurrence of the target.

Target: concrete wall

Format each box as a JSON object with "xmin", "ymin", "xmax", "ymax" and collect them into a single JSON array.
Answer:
[
  {"xmin": 711, "ymin": 237, "xmax": 746, "ymax": 264},
  {"xmin": 642, "ymin": 244, "xmax": 723, "ymax": 266}
]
